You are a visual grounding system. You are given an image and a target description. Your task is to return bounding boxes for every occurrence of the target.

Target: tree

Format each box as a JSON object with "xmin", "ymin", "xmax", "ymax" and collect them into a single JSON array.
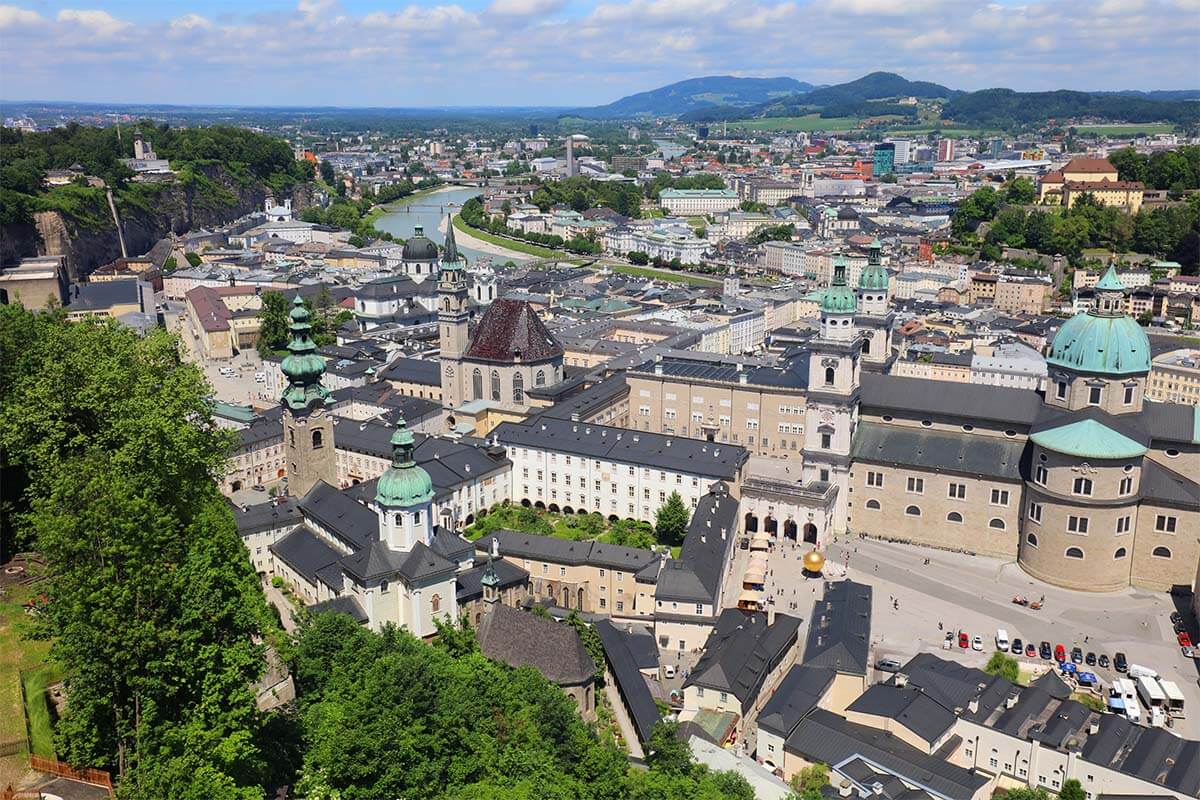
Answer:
[
  {"xmin": 645, "ymin": 721, "xmax": 692, "ymax": 775},
  {"xmin": 984, "ymin": 651, "xmax": 1020, "ymax": 683},
  {"xmin": 1059, "ymin": 779, "xmax": 1085, "ymax": 800},
  {"xmin": 628, "ymin": 251, "xmax": 650, "ymax": 265},
  {"xmin": 654, "ymin": 492, "xmax": 690, "ymax": 547},
  {"xmin": 256, "ymin": 291, "xmax": 290, "ymax": 356},
  {"xmin": 1004, "ymin": 177, "xmax": 1036, "ymax": 204},
  {"xmin": 184, "ymin": 251, "xmax": 203, "ymax": 267},
  {"xmin": 318, "ymin": 160, "xmax": 335, "ymax": 185},
  {"xmin": 162, "ymin": 256, "xmax": 177, "ymax": 273}
]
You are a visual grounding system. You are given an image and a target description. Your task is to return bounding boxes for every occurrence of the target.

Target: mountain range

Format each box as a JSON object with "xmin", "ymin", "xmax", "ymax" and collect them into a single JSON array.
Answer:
[{"xmin": 569, "ymin": 76, "xmax": 815, "ymax": 118}]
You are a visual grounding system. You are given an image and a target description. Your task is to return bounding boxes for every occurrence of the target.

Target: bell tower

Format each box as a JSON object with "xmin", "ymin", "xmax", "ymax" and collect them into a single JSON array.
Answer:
[
  {"xmin": 856, "ymin": 238, "xmax": 894, "ymax": 372},
  {"xmin": 438, "ymin": 218, "xmax": 470, "ymax": 410},
  {"xmin": 375, "ymin": 417, "xmax": 435, "ymax": 553},
  {"xmin": 281, "ymin": 296, "xmax": 336, "ymax": 497}
]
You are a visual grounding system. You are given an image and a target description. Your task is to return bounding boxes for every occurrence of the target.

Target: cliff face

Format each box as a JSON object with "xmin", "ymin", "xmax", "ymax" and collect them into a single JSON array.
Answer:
[{"xmin": 1, "ymin": 165, "xmax": 315, "ymax": 281}]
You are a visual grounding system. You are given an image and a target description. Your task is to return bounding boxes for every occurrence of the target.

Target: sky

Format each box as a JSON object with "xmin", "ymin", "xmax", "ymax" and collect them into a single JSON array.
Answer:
[{"xmin": 0, "ymin": 0, "xmax": 1198, "ymax": 107}]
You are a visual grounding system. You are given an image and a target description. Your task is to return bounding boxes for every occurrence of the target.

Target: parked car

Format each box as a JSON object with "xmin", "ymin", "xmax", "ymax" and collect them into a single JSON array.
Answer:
[
  {"xmin": 943, "ymin": 632, "xmax": 954, "ymax": 650},
  {"xmin": 1178, "ymin": 632, "xmax": 1193, "ymax": 648},
  {"xmin": 1114, "ymin": 652, "xmax": 1128, "ymax": 672},
  {"xmin": 1171, "ymin": 611, "xmax": 1184, "ymax": 625},
  {"xmin": 663, "ymin": 664, "xmax": 676, "ymax": 679},
  {"xmin": 1098, "ymin": 654, "xmax": 1110, "ymax": 669},
  {"xmin": 1183, "ymin": 646, "xmax": 1197, "ymax": 659},
  {"xmin": 1055, "ymin": 644, "xmax": 1066, "ymax": 662},
  {"xmin": 1071, "ymin": 647, "xmax": 1083, "ymax": 664},
  {"xmin": 1039, "ymin": 641, "xmax": 1052, "ymax": 660},
  {"xmin": 1085, "ymin": 652, "xmax": 1096, "ymax": 666},
  {"xmin": 1011, "ymin": 638, "xmax": 1023, "ymax": 655},
  {"xmin": 1026, "ymin": 643, "xmax": 1037, "ymax": 658},
  {"xmin": 971, "ymin": 635, "xmax": 984, "ymax": 651},
  {"xmin": 876, "ymin": 658, "xmax": 903, "ymax": 673},
  {"xmin": 959, "ymin": 631, "xmax": 969, "ymax": 648}
]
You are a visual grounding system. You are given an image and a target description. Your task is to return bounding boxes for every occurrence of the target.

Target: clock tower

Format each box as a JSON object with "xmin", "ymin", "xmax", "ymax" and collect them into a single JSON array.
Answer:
[{"xmin": 438, "ymin": 218, "xmax": 470, "ymax": 410}]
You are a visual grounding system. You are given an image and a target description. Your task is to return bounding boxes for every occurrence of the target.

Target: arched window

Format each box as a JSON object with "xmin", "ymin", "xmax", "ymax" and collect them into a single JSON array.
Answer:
[
  {"xmin": 311, "ymin": 429, "xmax": 324, "ymax": 449},
  {"xmin": 1114, "ymin": 547, "xmax": 1127, "ymax": 559},
  {"xmin": 947, "ymin": 511, "xmax": 963, "ymax": 523},
  {"xmin": 535, "ymin": 369, "xmax": 546, "ymax": 387},
  {"xmin": 431, "ymin": 594, "xmax": 441, "ymax": 612},
  {"xmin": 1026, "ymin": 533, "xmax": 1038, "ymax": 547},
  {"xmin": 1152, "ymin": 546, "xmax": 1172, "ymax": 559},
  {"xmin": 988, "ymin": 518, "xmax": 1006, "ymax": 530},
  {"xmin": 491, "ymin": 370, "xmax": 501, "ymax": 401},
  {"xmin": 380, "ymin": 580, "xmax": 389, "ymax": 593},
  {"xmin": 866, "ymin": 499, "xmax": 881, "ymax": 510},
  {"xmin": 862, "ymin": 338, "xmax": 871, "ymax": 355},
  {"xmin": 394, "ymin": 513, "xmax": 403, "ymax": 525},
  {"xmin": 441, "ymin": 297, "xmax": 451, "ymax": 312},
  {"xmin": 1065, "ymin": 547, "xmax": 1084, "ymax": 560},
  {"xmin": 824, "ymin": 367, "xmax": 835, "ymax": 385},
  {"xmin": 472, "ymin": 368, "xmax": 483, "ymax": 400},
  {"xmin": 513, "ymin": 372, "xmax": 524, "ymax": 404},
  {"xmin": 905, "ymin": 505, "xmax": 921, "ymax": 517}
]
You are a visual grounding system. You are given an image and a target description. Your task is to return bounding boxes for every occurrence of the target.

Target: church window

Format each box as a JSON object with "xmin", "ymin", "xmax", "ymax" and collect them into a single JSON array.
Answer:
[
  {"xmin": 1026, "ymin": 533, "xmax": 1038, "ymax": 547},
  {"xmin": 821, "ymin": 433, "xmax": 831, "ymax": 449},
  {"xmin": 1067, "ymin": 516, "xmax": 1089, "ymax": 534},
  {"xmin": 1065, "ymin": 547, "xmax": 1084, "ymax": 560},
  {"xmin": 1088, "ymin": 386, "xmax": 1102, "ymax": 405},
  {"xmin": 441, "ymin": 298, "xmax": 451, "ymax": 312},
  {"xmin": 491, "ymin": 370, "xmax": 501, "ymax": 401},
  {"xmin": 947, "ymin": 511, "xmax": 963, "ymax": 523},
  {"xmin": 536, "ymin": 369, "xmax": 546, "ymax": 387},
  {"xmin": 431, "ymin": 594, "xmax": 441, "ymax": 612},
  {"xmin": 1152, "ymin": 546, "xmax": 1172, "ymax": 559},
  {"xmin": 1155, "ymin": 515, "xmax": 1177, "ymax": 533},
  {"xmin": 905, "ymin": 505, "xmax": 921, "ymax": 517},
  {"xmin": 1114, "ymin": 547, "xmax": 1127, "ymax": 559},
  {"xmin": 513, "ymin": 372, "xmax": 524, "ymax": 404},
  {"xmin": 472, "ymin": 369, "xmax": 483, "ymax": 400},
  {"xmin": 1035, "ymin": 465, "xmax": 1048, "ymax": 485},
  {"xmin": 1056, "ymin": 381, "xmax": 1067, "ymax": 400},
  {"xmin": 988, "ymin": 518, "xmax": 1006, "ymax": 530},
  {"xmin": 865, "ymin": 499, "xmax": 881, "ymax": 510},
  {"xmin": 1072, "ymin": 477, "xmax": 1093, "ymax": 496},
  {"xmin": 311, "ymin": 429, "xmax": 324, "ymax": 449},
  {"xmin": 395, "ymin": 513, "xmax": 403, "ymax": 525},
  {"xmin": 380, "ymin": 580, "xmax": 389, "ymax": 593},
  {"xmin": 1123, "ymin": 384, "xmax": 1135, "ymax": 405},
  {"xmin": 1119, "ymin": 476, "xmax": 1133, "ymax": 495},
  {"xmin": 414, "ymin": 511, "xmax": 421, "ymax": 526},
  {"xmin": 862, "ymin": 338, "xmax": 871, "ymax": 355},
  {"xmin": 824, "ymin": 367, "xmax": 835, "ymax": 385}
]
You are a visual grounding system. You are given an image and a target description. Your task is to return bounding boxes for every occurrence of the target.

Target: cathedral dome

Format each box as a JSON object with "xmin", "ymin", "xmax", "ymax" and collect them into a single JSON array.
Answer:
[
  {"xmin": 821, "ymin": 256, "xmax": 857, "ymax": 314},
  {"xmin": 1047, "ymin": 267, "xmax": 1149, "ymax": 376},
  {"xmin": 375, "ymin": 420, "xmax": 435, "ymax": 508},
  {"xmin": 859, "ymin": 264, "xmax": 889, "ymax": 292},
  {"xmin": 402, "ymin": 225, "xmax": 438, "ymax": 262}
]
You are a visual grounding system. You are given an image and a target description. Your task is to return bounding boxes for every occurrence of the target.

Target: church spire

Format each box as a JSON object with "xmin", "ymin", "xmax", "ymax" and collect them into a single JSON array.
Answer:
[
  {"xmin": 280, "ymin": 295, "xmax": 332, "ymax": 413},
  {"xmin": 442, "ymin": 216, "xmax": 463, "ymax": 268}
]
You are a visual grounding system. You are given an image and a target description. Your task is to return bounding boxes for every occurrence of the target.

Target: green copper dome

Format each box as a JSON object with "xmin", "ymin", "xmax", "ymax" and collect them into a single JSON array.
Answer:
[
  {"xmin": 822, "ymin": 256, "xmax": 857, "ymax": 314},
  {"xmin": 375, "ymin": 417, "xmax": 434, "ymax": 508},
  {"xmin": 1047, "ymin": 267, "xmax": 1150, "ymax": 376},
  {"xmin": 1031, "ymin": 419, "xmax": 1147, "ymax": 460},
  {"xmin": 280, "ymin": 296, "xmax": 333, "ymax": 412}
]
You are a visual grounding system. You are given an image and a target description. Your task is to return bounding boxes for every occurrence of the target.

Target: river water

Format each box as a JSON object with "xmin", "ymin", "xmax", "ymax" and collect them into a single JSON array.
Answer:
[{"xmin": 373, "ymin": 185, "xmax": 524, "ymax": 265}]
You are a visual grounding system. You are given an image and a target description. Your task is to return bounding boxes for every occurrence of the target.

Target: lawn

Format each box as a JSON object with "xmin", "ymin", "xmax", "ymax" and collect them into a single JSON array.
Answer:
[
  {"xmin": 735, "ymin": 114, "xmax": 861, "ymax": 132},
  {"xmin": 608, "ymin": 264, "xmax": 719, "ymax": 287},
  {"xmin": 451, "ymin": 214, "xmax": 562, "ymax": 259},
  {"xmin": 463, "ymin": 504, "xmax": 682, "ymax": 558},
  {"xmin": 22, "ymin": 665, "xmax": 62, "ymax": 758},
  {"xmin": 1074, "ymin": 123, "xmax": 1177, "ymax": 136},
  {"xmin": 0, "ymin": 572, "xmax": 58, "ymax": 785}
]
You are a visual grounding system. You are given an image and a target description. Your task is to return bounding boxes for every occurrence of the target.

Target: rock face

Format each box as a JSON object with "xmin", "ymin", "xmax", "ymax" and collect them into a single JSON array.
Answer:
[{"xmin": 1, "ymin": 165, "xmax": 315, "ymax": 281}]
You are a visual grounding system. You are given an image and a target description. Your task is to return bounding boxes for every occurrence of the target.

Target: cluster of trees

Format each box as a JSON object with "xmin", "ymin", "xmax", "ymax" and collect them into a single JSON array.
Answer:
[
  {"xmin": 953, "ymin": 183, "xmax": 1200, "ymax": 271},
  {"xmin": 642, "ymin": 172, "xmax": 727, "ymax": 201},
  {"xmin": 461, "ymin": 196, "xmax": 602, "ymax": 255},
  {"xmin": 0, "ymin": 307, "xmax": 281, "ymax": 798},
  {"xmin": 530, "ymin": 176, "xmax": 645, "ymax": 217},
  {"xmin": 748, "ymin": 223, "xmax": 796, "ymax": 245},
  {"xmin": 942, "ymin": 89, "xmax": 1200, "ymax": 128},
  {"xmin": 1109, "ymin": 146, "xmax": 1200, "ymax": 193},
  {"xmin": 627, "ymin": 250, "xmax": 687, "ymax": 270},
  {"xmin": 256, "ymin": 288, "xmax": 351, "ymax": 357},
  {"xmin": 292, "ymin": 612, "xmax": 755, "ymax": 799}
]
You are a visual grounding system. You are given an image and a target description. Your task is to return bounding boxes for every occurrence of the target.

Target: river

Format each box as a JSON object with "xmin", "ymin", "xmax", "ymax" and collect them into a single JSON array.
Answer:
[{"xmin": 373, "ymin": 185, "xmax": 532, "ymax": 264}]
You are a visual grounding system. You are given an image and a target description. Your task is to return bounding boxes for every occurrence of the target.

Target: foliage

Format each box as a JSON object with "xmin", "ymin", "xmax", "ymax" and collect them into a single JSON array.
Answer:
[
  {"xmin": 791, "ymin": 762, "xmax": 829, "ymax": 793},
  {"xmin": 256, "ymin": 291, "xmax": 291, "ymax": 357},
  {"xmin": 748, "ymin": 223, "xmax": 795, "ymax": 245},
  {"xmin": 458, "ymin": 198, "xmax": 566, "ymax": 255},
  {"xmin": 0, "ymin": 307, "xmax": 274, "ymax": 796},
  {"xmin": 527, "ymin": 176, "xmax": 644, "ymax": 217},
  {"xmin": 628, "ymin": 251, "xmax": 650, "ymax": 265},
  {"xmin": 992, "ymin": 789, "xmax": 1051, "ymax": 800},
  {"xmin": 984, "ymin": 651, "xmax": 1020, "ymax": 683},
  {"xmin": 643, "ymin": 172, "xmax": 727, "ymax": 201},
  {"xmin": 942, "ymin": 89, "xmax": 1199, "ymax": 128},
  {"xmin": 1004, "ymin": 177, "xmax": 1036, "ymax": 204},
  {"xmin": 654, "ymin": 492, "xmax": 690, "ymax": 548},
  {"xmin": 564, "ymin": 612, "xmax": 606, "ymax": 685},
  {"xmin": 1059, "ymin": 779, "xmax": 1085, "ymax": 800},
  {"xmin": 634, "ymin": 722, "xmax": 755, "ymax": 799},
  {"xmin": 1109, "ymin": 146, "xmax": 1200, "ymax": 191},
  {"xmin": 318, "ymin": 161, "xmax": 335, "ymax": 186},
  {"xmin": 256, "ymin": 289, "xmax": 347, "ymax": 356}
]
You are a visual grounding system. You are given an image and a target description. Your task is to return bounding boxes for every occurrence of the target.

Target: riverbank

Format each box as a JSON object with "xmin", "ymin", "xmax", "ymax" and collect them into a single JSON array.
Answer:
[
  {"xmin": 364, "ymin": 183, "xmax": 457, "ymax": 231},
  {"xmin": 444, "ymin": 215, "xmax": 543, "ymax": 262}
]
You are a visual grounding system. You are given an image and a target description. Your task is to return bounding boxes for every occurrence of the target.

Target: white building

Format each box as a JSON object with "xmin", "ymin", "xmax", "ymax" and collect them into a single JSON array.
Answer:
[{"xmin": 659, "ymin": 189, "xmax": 740, "ymax": 216}]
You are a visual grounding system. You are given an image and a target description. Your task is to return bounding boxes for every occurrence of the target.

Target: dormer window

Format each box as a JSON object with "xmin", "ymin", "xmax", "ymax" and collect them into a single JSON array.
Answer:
[
  {"xmin": 1123, "ymin": 384, "xmax": 1135, "ymax": 405},
  {"xmin": 1088, "ymin": 386, "xmax": 1102, "ymax": 405},
  {"xmin": 1056, "ymin": 381, "xmax": 1067, "ymax": 400}
]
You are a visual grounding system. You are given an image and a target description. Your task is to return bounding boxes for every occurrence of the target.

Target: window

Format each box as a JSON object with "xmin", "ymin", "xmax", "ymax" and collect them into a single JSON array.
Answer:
[
  {"xmin": 947, "ymin": 511, "xmax": 963, "ymax": 523},
  {"xmin": 697, "ymin": 687, "xmax": 704, "ymax": 697},
  {"xmin": 906, "ymin": 477, "xmax": 924, "ymax": 494},
  {"xmin": 311, "ymin": 429, "xmax": 324, "ymax": 448},
  {"xmin": 1114, "ymin": 547, "xmax": 1127, "ymax": 559},
  {"xmin": 920, "ymin": 420, "xmax": 933, "ymax": 428},
  {"xmin": 1118, "ymin": 476, "xmax": 1133, "ymax": 495},
  {"xmin": 696, "ymin": 603, "xmax": 704, "ymax": 615},
  {"xmin": 1088, "ymin": 386, "xmax": 1102, "ymax": 405},
  {"xmin": 990, "ymin": 489, "xmax": 1010, "ymax": 506},
  {"xmin": 719, "ymin": 692, "xmax": 728, "ymax": 703},
  {"xmin": 1152, "ymin": 546, "xmax": 1172, "ymax": 559},
  {"xmin": 599, "ymin": 598, "xmax": 606, "ymax": 608},
  {"xmin": 1072, "ymin": 477, "xmax": 1093, "ymax": 496},
  {"xmin": 989, "ymin": 518, "xmax": 1006, "ymax": 530},
  {"xmin": 824, "ymin": 366, "xmax": 835, "ymax": 385},
  {"xmin": 1123, "ymin": 384, "xmax": 1135, "ymax": 405},
  {"xmin": 1065, "ymin": 547, "xmax": 1084, "ymax": 559},
  {"xmin": 472, "ymin": 368, "xmax": 483, "ymax": 399},
  {"xmin": 1067, "ymin": 516, "xmax": 1089, "ymax": 534},
  {"xmin": 1029, "ymin": 502, "xmax": 1043, "ymax": 523},
  {"xmin": 535, "ymin": 369, "xmax": 546, "ymax": 387},
  {"xmin": 490, "ymin": 370, "xmax": 501, "ymax": 401},
  {"xmin": 1026, "ymin": 533, "xmax": 1038, "ymax": 547},
  {"xmin": 512, "ymin": 372, "xmax": 524, "ymax": 404},
  {"xmin": 431, "ymin": 594, "xmax": 441, "ymax": 612},
  {"xmin": 1035, "ymin": 465, "xmax": 1048, "ymax": 485},
  {"xmin": 948, "ymin": 482, "xmax": 966, "ymax": 500},
  {"xmin": 866, "ymin": 499, "xmax": 881, "ymax": 510},
  {"xmin": 380, "ymin": 580, "xmax": 389, "ymax": 593},
  {"xmin": 905, "ymin": 505, "xmax": 921, "ymax": 516},
  {"xmin": 866, "ymin": 471, "xmax": 884, "ymax": 488},
  {"xmin": 1116, "ymin": 516, "xmax": 1132, "ymax": 535},
  {"xmin": 820, "ymin": 433, "xmax": 832, "ymax": 449},
  {"xmin": 1056, "ymin": 381, "xmax": 1067, "ymax": 400},
  {"xmin": 1155, "ymin": 515, "xmax": 1177, "ymax": 533}
]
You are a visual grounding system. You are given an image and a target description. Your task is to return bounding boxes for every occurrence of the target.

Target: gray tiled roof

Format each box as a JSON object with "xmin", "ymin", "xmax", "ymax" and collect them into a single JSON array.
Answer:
[
  {"xmin": 1140, "ymin": 458, "xmax": 1200, "ymax": 508},
  {"xmin": 851, "ymin": 422, "xmax": 1026, "ymax": 481},
  {"xmin": 307, "ymin": 594, "xmax": 368, "ymax": 624},
  {"xmin": 595, "ymin": 619, "xmax": 661, "ymax": 743},
  {"xmin": 803, "ymin": 580, "xmax": 872, "ymax": 676},
  {"xmin": 683, "ymin": 609, "xmax": 801, "ymax": 712},
  {"xmin": 1082, "ymin": 715, "xmax": 1199, "ymax": 797},
  {"xmin": 846, "ymin": 683, "xmax": 957, "ymax": 745},
  {"xmin": 455, "ymin": 557, "xmax": 529, "ymax": 602},
  {"xmin": 269, "ymin": 526, "xmax": 341, "ymax": 587},
  {"xmin": 655, "ymin": 483, "xmax": 738, "ymax": 604},
  {"xmin": 230, "ymin": 497, "xmax": 302, "ymax": 535},
  {"xmin": 298, "ymin": 480, "xmax": 377, "ymax": 550},
  {"xmin": 474, "ymin": 529, "xmax": 657, "ymax": 572},
  {"xmin": 860, "ymin": 373, "xmax": 1043, "ymax": 426},
  {"xmin": 477, "ymin": 604, "xmax": 595, "ymax": 687},
  {"xmin": 756, "ymin": 664, "xmax": 834, "ymax": 739}
]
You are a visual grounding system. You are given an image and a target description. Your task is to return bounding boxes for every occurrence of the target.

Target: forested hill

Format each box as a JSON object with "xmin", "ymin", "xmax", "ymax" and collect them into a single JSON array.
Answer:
[
  {"xmin": 941, "ymin": 89, "xmax": 1200, "ymax": 127},
  {"xmin": 572, "ymin": 75, "xmax": 814, "ymax": 118},
  {"xmin": 0, "ymin": 123, "xmax": 313, "ymax": 275}
]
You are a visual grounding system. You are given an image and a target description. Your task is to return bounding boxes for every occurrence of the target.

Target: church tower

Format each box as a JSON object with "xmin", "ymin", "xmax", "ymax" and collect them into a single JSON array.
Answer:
[
  {"xmin": 375, "ymin": 416, "xmax": 436, "ymax": 553},
  {"xmin": 803, "ymin": 255, "xmax": 862, "ymax": 535},
  {"xmin": 723, "ymin": 265, "xmax": 740, "ymax": 299},
  {"xmin": 281, "ymin": 296, "xmax": 336, "ymax": 497},
  {"xmin": 856, "ymin": 238, "xmax": 895, "ymax": 372},
  {"xmin": 438, "ymin": 218, "xmax": 470, "ymax": 410}
]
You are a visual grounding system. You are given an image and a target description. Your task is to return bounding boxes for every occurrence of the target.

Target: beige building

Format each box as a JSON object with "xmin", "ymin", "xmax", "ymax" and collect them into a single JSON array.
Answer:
[
  {"xmin": 1146, "ymin": 348, "xmax": 1200, "ymax": 405},
  {"xmin": 0, "ymin": 256, "xmax": 66, "ymax": 309},
  {"xmin": 993, "ymin": 274, "xmax": 1052, "ymax": 315},
  {"xmin": 185, "ymin": 285, "xmax": 262, "ymax": 361},
  {"xmin": 1038, "ymin": 158, "xmax": 1144, "ymax": 212}
]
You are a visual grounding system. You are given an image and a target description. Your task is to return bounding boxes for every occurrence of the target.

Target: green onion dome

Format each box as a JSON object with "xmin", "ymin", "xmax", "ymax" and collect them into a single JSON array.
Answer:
[
  {"xmin": 1047, "ymin": 266, "xmax": 1150, "ymax": 376},
  {"xmin": 375, "ymin": 417, "xmax": 435, "ymax": 508},
  {"xmin": 822, "ymin": 255, "xmax": 858, "ymax": 314},
  {"xmin": 280, "ymin": 296, "xmax": 332, "ymax": 412}
]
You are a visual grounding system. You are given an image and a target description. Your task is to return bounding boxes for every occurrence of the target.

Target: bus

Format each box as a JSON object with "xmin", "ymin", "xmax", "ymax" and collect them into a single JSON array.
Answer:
[
  {"xmin": 1158, "ymin": 679, "xmax": 1186, "ymax": 718},
  {"xmin": 1136, "ymin": 675, "xmax": 1166, "ymax": 709}
]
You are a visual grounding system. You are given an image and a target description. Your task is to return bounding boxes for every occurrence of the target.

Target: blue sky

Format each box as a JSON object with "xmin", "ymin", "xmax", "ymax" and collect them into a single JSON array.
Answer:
[{"xmin": 1, "ymin": 0, "xmax": 1197, "ymax": 107}]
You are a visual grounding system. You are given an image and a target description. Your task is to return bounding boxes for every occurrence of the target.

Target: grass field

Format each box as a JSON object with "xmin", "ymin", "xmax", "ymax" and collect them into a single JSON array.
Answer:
[
  {"xmin": 608, "ymin": 264, "xmax": 719, "ymax": 286},
  {"xmin": 0, "ymin": 574, "xmax": 57, "ymax": 786},
  {"xmin": 735, "ymin": 114, "xmax": 860, "ymax": 132},
  {"xmin": 23, "ymin": 665, "xmax": 61, "ymax": 758},
  {"xmin": 452, "ymin": 214, "xmax": 562, "ymax": 259},
  {"xmin": 1074, "ymin": 123, "xmax": 1177, "ymax": 136}
]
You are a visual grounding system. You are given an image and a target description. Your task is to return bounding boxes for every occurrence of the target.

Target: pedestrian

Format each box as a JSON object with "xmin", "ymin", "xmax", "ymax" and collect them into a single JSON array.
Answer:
[{"xmin": 938, "ymin": 621, "xmax": 943, "ymax": 631}]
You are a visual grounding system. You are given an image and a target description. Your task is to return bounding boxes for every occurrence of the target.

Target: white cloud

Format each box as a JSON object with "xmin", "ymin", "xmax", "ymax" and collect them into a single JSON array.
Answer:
[
  {"xmin": 170, "ymin": 13, "xmax": 212, "ymax": 31},
  {"xmin": 488, "ymin": 0, "xmax": 567, "ymax": 16},
  {"xmin": 0, "ymin": 4, "xmax": 42, "ymax": 28},
  {"xmin": 56, "ymin": 9, "xmax": 130, "ymax": 37}
]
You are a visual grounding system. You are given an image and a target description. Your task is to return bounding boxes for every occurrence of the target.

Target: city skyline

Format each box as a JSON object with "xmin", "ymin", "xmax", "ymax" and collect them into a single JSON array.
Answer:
[{"xmin": 1, "ymin": 0, "xmax": 1198, "ymax": 107}]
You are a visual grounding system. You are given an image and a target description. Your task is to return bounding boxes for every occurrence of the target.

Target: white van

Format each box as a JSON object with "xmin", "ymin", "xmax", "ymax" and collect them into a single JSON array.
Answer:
[
  {"xmin": 1128, "ymin": 664, "xmax": 1158, "ymax": 680},
  {"xmin": 995, "ymin": 629, "xmax": 1010, "ymax": 651}
]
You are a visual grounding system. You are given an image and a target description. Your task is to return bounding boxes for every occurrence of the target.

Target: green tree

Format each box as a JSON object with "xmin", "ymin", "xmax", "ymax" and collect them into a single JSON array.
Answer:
[
  {"xmin": 318, "ymin": 160, "xmax": 335, "ymax": 186},
  {"xmin": 628, "ymin": 251, "xmax": 650, "ymax": 265},
  {"xmin": 984, "ymin": 651, "xmax": 1020, "ymax": 683},
  {"xmin": 645, "ymin": 721, "xmax": 692, "ymax": 775},
  {"xmin": 256, "ymin": 291, "xmax": 290, "ymax": 356},
  {"xmin": 162, "ymin": 256, "xmax": 178, "ymax": 273},
  {"xmin": 654, "ymin": 492, "xmax": 690, "ymax": 547},
  {"xmin": 1004, "ymin": 177, "xmax": 1036, "ymax": 204},
  {"xmin": 184, "ymin": 251, "xmax": 203, "ymax": 267},
  {"xmin": 1059, "ymin": 779, "xmax": 1086, "ymax": 800}
]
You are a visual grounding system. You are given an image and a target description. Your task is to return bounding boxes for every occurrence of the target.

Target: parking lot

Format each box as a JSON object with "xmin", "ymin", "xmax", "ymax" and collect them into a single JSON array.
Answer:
[{"xmin": 753, "ymin": 534, "xmax": 1200, "ymax": 738}]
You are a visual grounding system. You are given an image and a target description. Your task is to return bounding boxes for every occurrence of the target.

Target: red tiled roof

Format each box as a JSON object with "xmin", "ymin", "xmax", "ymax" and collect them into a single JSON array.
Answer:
[
  {"xmin": 464, "ymin": 298, "xmax": 563, "ymax": 363},
  {"xmin": 186, "ymin": 285, "xmax": 233, "ymax": 333},
  {"xmin": 1063, "ymin": 157, "xmax": 1116, "ymax": 174}
]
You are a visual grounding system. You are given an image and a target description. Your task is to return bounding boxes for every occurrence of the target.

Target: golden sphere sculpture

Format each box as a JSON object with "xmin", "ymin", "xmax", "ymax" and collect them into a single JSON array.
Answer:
[{"xmin": 802, "ymin": 550, "xmax": 826, "ymax": 573}]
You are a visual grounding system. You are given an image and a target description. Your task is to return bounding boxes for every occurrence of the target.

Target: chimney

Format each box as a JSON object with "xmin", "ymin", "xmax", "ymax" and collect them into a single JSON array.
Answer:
[
  {"xmin": 1088, "ymin": 720, "xmax": 1100, "ymax": 735},
  {"xmin": 491, "ymin": 537, "xmax": 500, "ymax": 558},
  {"xmin": 655, "ymin": 363, "xmax": 663, "ymax": 375},
  {"xmin": 839, "ymin": 781, "xmax": 853, "ymax": 798},
  {"xmin": 872, "ymin": 782, "xmax": 884, "ymax": 796},
  {"xmin": 739, "ymin": 372, "xmax": 748, "ymax": 384},
  {"xmin": 894, "ymin": 673, "xmax": 908, "ymax": 688},
  {"xmin": 1005, "ymin": 693, "xmax": 1018, "ymax": 709},
  {"xmin": 967, "ymin": 697, "xmax": 979, "ymax": 714}
]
